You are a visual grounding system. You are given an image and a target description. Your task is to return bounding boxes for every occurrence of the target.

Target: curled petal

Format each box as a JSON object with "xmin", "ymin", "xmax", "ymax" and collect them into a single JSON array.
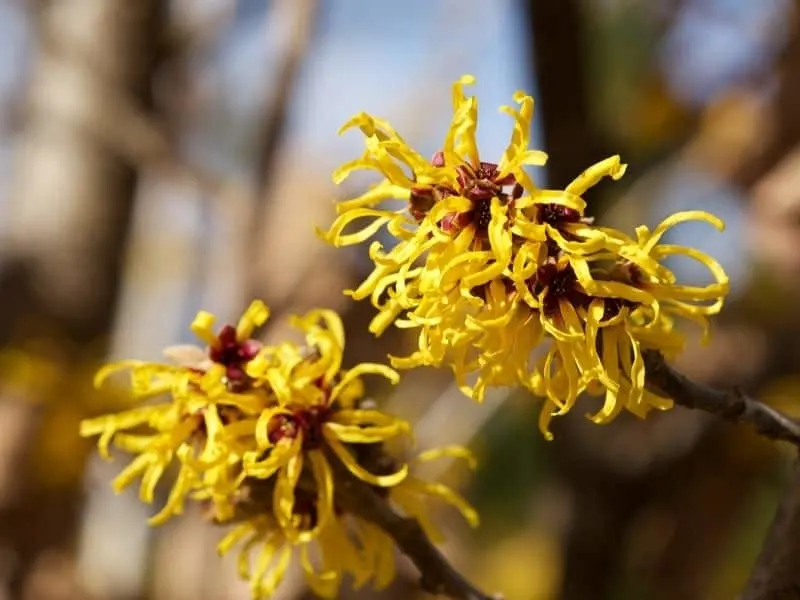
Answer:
[
  {"xmin": 244, "ymin": 436, "xmax": 299, "ymax": 479},
  {"xmin": 300, "ymin": 544, "xmax": 340, "ymax": 598},
  {"xmin": 642, "ymin": 210, "xmax": 725, "ymax": 254},
  {"xmin": 273, "ymin": 451, "xmax": 304, "ymax": 532},
  {"xmin": 564, "ymin": 155, "xmax": 627, "ymax": 197},
  {"xmin": 399, "ymin": 477, "xmax": 480, "ymax": 528},
  {"xmin": 324, "ymin": 421, "xmax": 410, "ymax": 444},
  {"xmin": 413, "ymin": 445, "xmax": 477, "ymax": 471},
  {"xmin": 319, "ymin": 210, "xmax": 397, "ymax": 247},
  {"xmin": 329, "ymin": 363, "xmax": 400, "ymax": 404},
  {"xmin": 323, "ymin": 433, "xmax": 408, "ymax": 487}
]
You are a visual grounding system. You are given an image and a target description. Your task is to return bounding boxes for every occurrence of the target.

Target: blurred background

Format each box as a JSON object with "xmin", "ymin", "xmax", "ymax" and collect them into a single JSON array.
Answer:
[{"xmin": 0, "ymin": 0, "xmax": 799, "ymax": 599}]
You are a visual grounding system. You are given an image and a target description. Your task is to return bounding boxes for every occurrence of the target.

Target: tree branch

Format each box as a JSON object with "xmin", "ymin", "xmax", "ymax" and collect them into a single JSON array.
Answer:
[
  {"xmin": 333, "ymin": 471, "xmax": 500, "ymax": 600},
  {"xmin": 643, "ymin": 350, "xmax": 800, "ymax": 445},
  {"xmin": 226, "ymin": 456, "xmax": 498, "ymax": 600},
  {"xmin": 644, "ymin": 351, "xmax": 800, "ymax": 597},
  {"xmin": 740, "ymin": 458, "xmax": 800, "ymax": 599}
]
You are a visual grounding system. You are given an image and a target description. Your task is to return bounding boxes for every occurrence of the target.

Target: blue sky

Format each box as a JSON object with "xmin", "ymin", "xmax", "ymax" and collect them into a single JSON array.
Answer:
[
  {"xmin": 659, "ymin": 0, "xmax": 790, "ymax": 105},
  {"xmin": 212, "ymin": 0, "xmax": 539, "ymax": 176}
]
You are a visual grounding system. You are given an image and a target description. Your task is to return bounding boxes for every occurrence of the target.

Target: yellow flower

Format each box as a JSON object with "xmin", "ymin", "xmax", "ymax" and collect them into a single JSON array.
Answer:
[
  {"xmin": 578, "ymin": 210, "xmax": 729, "ymax": 338},
  {"xmin": 218, "ymin": 493, "xmax": 387, "ymax": 600},
  {"xmin": 318, "ymin": 74, "xmax": 550, "ymax": 336},
  {"xmin": 80, "ymin": 303, "xmax": 416, "ymax": 532},
  {"xmin": 383, "ymin": 158, "xmax": 622, "ymax": 404},
  {"xmin": 220, "ymin": 445, "xmax": 480, "ymax": 600},
  {"xmin": 80, "ymin": 301, "xmax": 273, "ymax": 524},
  {"xmin": 389, "ymin": 445, "xmax": 480, "ymax": 544},
  {"xmin": 319, "ymin": 76, "xmax": 672, "ymax": 408},
  {"xmin": 79, "ymin": 300, "xmax": 486, "ymax": 599},
  {"xmin": 528, "ymin": 211, "xmax": 729, "ymax": 438},
  {"xmin": 241, "ymin": 309, "xmax": 411, "ymax": 541},
  {"xmin": 79, "ymin": 362, "xmax": 264, "ymax": 524},
  {"xmin": 509, "ymin": 155, "xmax": 627, "ymax": 259},
  {"xmin": 185, "ymin": 299, "xmax": 271, "ymax": 394},
  {"xmin": 320, "ymin": 70, "xmax": 729, "ymax": 435}
]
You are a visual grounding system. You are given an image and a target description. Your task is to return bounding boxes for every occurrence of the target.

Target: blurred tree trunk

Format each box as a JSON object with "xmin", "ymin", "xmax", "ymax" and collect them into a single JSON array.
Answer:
[
  {"xmin": 249, "ymin": 0, "xmax": 322, "ymax": 311},
  {"xmin": 523, "ymin": 0, "xmax": 608, "ymax": 190},
  {"xmin": 0, "ymin": 1, "xmax": 165, "ymax": 597},
  {"xmin": 734, "ymin": 1, "xmax": 800, "ymax": 189},
  {"xmin": 741, "ymin": 458, "xmax": 800, "ymax": 599}
]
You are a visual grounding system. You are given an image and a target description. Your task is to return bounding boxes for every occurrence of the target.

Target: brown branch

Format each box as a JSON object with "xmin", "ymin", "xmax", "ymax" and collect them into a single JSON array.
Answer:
[
  {"xmin": 643, "ymin": 351, "xmax": 800, "ymax": 445},
  {"xmin": 740, "ymin": 458, "xmax": 800, "ymax": 599},
  {"xmin": 643, "ymin": 352, "xmax": 800, "ymax": 598},
  {"xmin": 333, "ymin": 471, "xmax": 500, "ymax": 600}
]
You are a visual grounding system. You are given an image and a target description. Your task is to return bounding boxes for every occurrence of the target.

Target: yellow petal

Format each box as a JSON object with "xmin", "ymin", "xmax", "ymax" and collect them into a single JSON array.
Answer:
[
  {"xmin": 191, "ymin": 310, "xmax": 218, "ymax": 345},
  {"xmin": 217, "ymin": 522, "xmax": 254, "ymax": 556},
  {"xmin": 400, "ymin": 477, "xmax": 479, "ymax": 528},
  {"xmin": 236, "ymin": 299, "xmax": 270, "ymax": 340},
  {"xmin": 323, "ymin": 421, "xmax": 410, "ymax": 444},
  {"xmin": 93, "ymin": 360, "xmax": 145, "ymax": 389},
  {"xmin": 329, "ymin": 363, "xmax": 399, "ymax": 404},
  {"xmin": 300, "ymin": 544, "xmax": 340, "ymax": 598},
  {"xmin": 413, "ymin": 445, "xmax": 477, "ymax": 470},
  {"xmin": 244, "ymin": 435, "xmax": 299, "ymax": 479},
  {"xmin": 323, "ymin": 433, "xmax": 408, "ymax": 487},
  {"xmin": 564, "ymin": 155, "xmax": 627, "ymax": 197},
  {"xmin": 309, "ymin": 450, "xmax": 335, "ymax": 533},
  {"xmin": 273, "ymin": 451, "xmax": 304, "ymax": 531}
]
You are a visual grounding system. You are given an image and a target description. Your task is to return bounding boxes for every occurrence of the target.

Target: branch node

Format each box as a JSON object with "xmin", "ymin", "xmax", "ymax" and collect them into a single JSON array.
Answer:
[
  {"xmin": 720, "ymin": 387, "xmax": 746, "ymax": 419},
  {"xmin": 644, "ymin": 351, "xmax": 800, "ymax": 446},
  {"xmin": 330, "ymin": 458, "xmax": 496, "ymax": 600}
]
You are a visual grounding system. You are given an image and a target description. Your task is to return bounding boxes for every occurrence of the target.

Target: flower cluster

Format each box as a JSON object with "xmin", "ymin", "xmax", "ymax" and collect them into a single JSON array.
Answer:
[
  {"xmin": 80, "ymin": 301, "xmax": 477, "ymax": 598},
  {"xmin": 320, "ymin": 74, "xmax": 730, "ymax": 438},
  {"xmin": 80, "ymin": 73, "xmax": 732, "ymax": 600}
]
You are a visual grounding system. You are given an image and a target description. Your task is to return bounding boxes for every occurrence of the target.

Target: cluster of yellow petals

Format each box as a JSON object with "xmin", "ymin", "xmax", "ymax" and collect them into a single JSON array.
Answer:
[
  {"xmin": 80, "ymin": 301, "xmax": 273, "ymax": 525},
  {"xmin": 220, "ymin": 444, "xmax": 478, "ymax": 599},
  {"xmin": 78, "ymin": 72, "xmax": 734, "ymax": 600},
  {"xmin": 320, "ymin": 75, "xmax": 730, "ymax": 438},
  {"xmin": 218, "ymin": 510, "xmax": 392, "ymax": 599},
  {"xmin": 80, "ymin": 301, "xmax": 478, "ymax": 599}
]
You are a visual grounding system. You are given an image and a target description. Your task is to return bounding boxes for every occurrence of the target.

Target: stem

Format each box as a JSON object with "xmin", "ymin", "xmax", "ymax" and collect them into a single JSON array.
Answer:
[{"xmin": 643, "ymin": 351, "xmax": 800, "ymax": 445}]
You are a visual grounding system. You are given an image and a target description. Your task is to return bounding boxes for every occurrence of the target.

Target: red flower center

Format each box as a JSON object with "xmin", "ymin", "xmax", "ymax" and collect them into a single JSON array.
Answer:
[
  {"xmin": 537, "ymin": 203, "xmax": 582, "ymax": 226},
  {"xmin": 208, "ymin": 325, "xmax": 262, "ymax": 392},
  {"xmin": 267, "ymin": 405, "xmax": 332, "ymax": 450},
  {"xmin": 531, "ymin": 262, "xmax": 589, "ymax": 316},
  {"xmin": 409, "ymin": 152, "xmax": 522, "ymax": 239}
]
